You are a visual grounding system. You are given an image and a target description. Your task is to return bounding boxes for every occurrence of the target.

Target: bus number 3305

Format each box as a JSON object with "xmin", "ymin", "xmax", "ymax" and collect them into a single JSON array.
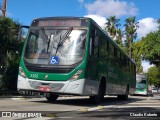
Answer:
[{"xmin": 30, "ymin": 74, "xmax": 38, "ymax": 78}]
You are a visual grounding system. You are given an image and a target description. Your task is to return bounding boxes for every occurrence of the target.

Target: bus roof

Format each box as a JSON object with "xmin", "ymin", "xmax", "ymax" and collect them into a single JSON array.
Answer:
[{"xmin": 31, "ymin": 17, "xmax": 90, "ymax": 27}]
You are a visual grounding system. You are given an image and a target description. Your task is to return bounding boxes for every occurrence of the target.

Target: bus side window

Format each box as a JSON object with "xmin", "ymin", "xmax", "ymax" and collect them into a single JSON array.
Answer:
[
  {"xmin": 129, "ymin": 61, "xmax": 131, "ymax": 75},
  {"xmin": 105, "ymin": 38, "xmax": 109, "ymax": 60},
  {"xmin": 27, "ymin": 34, "xmax": 37, "ymax": 54},
  {"xmin": 134, "ymin": 64, "xmax": 136, "ymax": 76},
  {"xmin": 127, "ymin": 60, "xmax": 129, "ymax": 71},
  {"xmin": 121, "ymin": 55, "xmax": 125, "ymax": 71},
  {"xmin": 120, "ymin": 54, "xmax": 123, "ymax": 66},
  {"xmin": 124, "ymin": 57, "xmax": 127, "ymax": 71},
  {"xmin": 89, "ymin": 29, "xmax": 94, "ymax": 55},
  {"xmin": 100, "ymin": 36, "xmax": 108, "ymax": 60},
  {"xmin": 133, "ymin": 63, "xmax": 136, "ymax": 75},
  {"xmin": 94, "ymin": 31, "xmax": 99, "ymax": 57},
  {"xmin": 109, "ymin": 43, "xmax": 114, "ymax": 64},
  {"xmin": 90, "ymin": 28, "xmax": 98, "ymax": 57},
  {"xmin": 114, "ymin": 47, "xmax": 117, "ymax": 64},
  {"xmin": 117, "ymin": 51, "xmax": 120, "ymax": 66}
]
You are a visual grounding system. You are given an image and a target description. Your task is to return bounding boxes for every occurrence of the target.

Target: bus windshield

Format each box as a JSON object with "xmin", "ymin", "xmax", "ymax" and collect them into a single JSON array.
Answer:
[
  {"xmin": 136, "ymin": 77, "xmax": 146, "ymax": 89},
  {"xmin": 24, "ymin": 27, "xmax": 87, "ymax": 65}
]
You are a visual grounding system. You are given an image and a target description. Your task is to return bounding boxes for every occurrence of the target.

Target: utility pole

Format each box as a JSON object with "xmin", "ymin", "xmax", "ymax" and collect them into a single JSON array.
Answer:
[{"xmin": 0, "ymin": 0, "xmax": 7, "ymax": 17}]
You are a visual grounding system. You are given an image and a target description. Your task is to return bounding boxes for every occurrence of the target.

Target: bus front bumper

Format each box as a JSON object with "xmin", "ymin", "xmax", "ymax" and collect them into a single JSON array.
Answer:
[{"xmin": 17, "ymin": 75, "xmax": 99, "ymax": 96}]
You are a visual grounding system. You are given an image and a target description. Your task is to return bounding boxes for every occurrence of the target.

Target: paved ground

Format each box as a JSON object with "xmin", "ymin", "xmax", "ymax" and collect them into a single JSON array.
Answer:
[{"xmin": 0, "ymin": 94, "xmax": 160, "ymax": 120}]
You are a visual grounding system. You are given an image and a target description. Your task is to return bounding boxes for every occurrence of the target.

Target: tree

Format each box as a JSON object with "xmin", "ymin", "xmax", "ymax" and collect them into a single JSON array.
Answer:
[
  {"xmin": 132, "ymin": 40, "xmax": 143, "ymax": 73},
  {"xmin": 124, "ymin": 17, "xmax": 139, "ymax": 58},
  {"xmin": 115, "ymin": 28, "xmax": 123, "ymax": 48},
  {"xmin": 147, "ymin": 66, "xmax": 160, "ymax": 88},
  {"xmin": 105, "ymin": 16, "xmax": 120, "ymax": 38},
  {"xmin": 0, "ymin": 17, "xmax": 22, "ymax": 90},
  {"xmin": 141, "ymin": 30, "xmax": 160, "ymax": 67},
  {"xmin": 105, "ymin": 16, "xmax": 123, "ymax": 47},
  {"xmin": 157, "ymin": 18, "xmax": 160, "ymax": 30}
]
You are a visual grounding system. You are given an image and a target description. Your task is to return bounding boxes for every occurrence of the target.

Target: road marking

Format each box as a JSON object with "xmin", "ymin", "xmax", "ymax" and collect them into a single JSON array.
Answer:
[
  {"xmin": 11, "ymin": 98, "xmax": 27, "ymax": 100},
  {"xmin": 79, "ymin": 104, "xmax": 160, "ymax": 112},
  {"xmin": 79, "ymin": 105, "xmax": 105, "ymax": 112},
  {"xmin": 128, "ymin": 102, "xmax": 160, "ymax": 104},
  {"xmin": 104, "ymin": 105, "xmax": 160, "ymax": 108},
  {"xmin": 97, "ymin": 105, "xmax": 104, "ymax": 109},
  {"xmin": 79, "ymin": 108, "xmax": 88, "ymax": 111},
  {"xmin": 23, "ymin": 117, "xmax": 55, "ymax": 120}
]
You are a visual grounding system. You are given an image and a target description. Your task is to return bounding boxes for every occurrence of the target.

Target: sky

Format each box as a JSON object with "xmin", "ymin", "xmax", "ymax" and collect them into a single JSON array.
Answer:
[{"xmin": 0, "ymin": 0, "xmax": 159, "ymax": 72}]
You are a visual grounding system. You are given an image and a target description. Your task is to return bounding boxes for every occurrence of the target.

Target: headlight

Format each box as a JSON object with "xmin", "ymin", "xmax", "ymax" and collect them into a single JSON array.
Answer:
[
  {"xmin": 70, "ymin": 69, "xmax": 83, "ymax": 80},
  {"xmin": 19, "ymin": 67, "xmax": 26, "ymax": 78}
]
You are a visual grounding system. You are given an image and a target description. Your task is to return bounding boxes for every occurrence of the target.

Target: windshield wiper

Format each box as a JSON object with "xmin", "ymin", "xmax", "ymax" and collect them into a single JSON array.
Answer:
[
  {"xmin": 54, "ymin": 27, "xmax": 73, "ymax": 56},
  {"xmin": 58, "ymin": 27, "xmax": 73, "ymax": 46}
]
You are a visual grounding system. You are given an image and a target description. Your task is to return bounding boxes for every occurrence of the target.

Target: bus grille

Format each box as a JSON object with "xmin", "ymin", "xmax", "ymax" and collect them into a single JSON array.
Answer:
[{"xmin": 26, "ymin": 66, "xmax": 73, "ymax": 73}]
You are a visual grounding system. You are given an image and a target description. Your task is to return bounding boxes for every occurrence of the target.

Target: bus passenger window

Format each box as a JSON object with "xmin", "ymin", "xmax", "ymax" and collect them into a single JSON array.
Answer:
[
  {"xmin": 117, "ymin": 51, "xmax": 121, "ymax": 66},
  {"xmin": 109, "ymin": 44, "xmax": 114, "ymax": 63},
  {"xmin": 90, "ymin": 29, "xmax": 98, "ymax": 57},
  {"xmin": 94, "ymin": 31, "xmax": 99, "ymax": 57},
  {"xmin": 114, "ymin": 47, "xmax": 117, "ymax": 64}
]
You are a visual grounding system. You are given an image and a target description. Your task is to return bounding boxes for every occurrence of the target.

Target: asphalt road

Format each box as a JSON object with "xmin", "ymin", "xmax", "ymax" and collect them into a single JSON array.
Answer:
[{"xmin": 0, "ymin": 94, "xmax": 160, "ymax": 120}]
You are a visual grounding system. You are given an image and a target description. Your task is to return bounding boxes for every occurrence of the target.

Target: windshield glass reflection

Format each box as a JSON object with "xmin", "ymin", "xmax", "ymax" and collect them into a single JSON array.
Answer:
[{"xmin": 24, "ymin": 28, "xmax": 87, "ymax": 65}]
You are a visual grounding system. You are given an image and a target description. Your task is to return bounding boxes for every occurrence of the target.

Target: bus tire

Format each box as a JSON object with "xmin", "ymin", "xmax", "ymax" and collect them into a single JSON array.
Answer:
[
  {"xmin": 89, "ymin": 80, "xmax": 105, "ymax": 104},
  {"xmin": 46, "ymin": 94, "xmax": 59, "ymax": 102},
  {"xmin": 117, "ymin": 85, "xmax": 129, "ymax": 100}
]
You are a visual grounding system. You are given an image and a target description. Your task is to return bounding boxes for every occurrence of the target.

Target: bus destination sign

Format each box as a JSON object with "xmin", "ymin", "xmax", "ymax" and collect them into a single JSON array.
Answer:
[{"xmin": 37, "ymin": 19, "xmax": 82, "ymax": 27}]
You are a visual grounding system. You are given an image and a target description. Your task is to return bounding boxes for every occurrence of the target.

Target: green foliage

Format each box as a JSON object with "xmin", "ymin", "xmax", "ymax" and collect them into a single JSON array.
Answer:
[
  {"xmin": 3, "ymin": 54, "xmax": 20, "ymax": 90},
  {"xmin": 115, "ymin": 28, "xmax": 123, "ymax": 48},
  {"xmin": 0, "ymin": 17, "xmax": 23, "ymax": 90},
  {"xmin": 157, "ymin": 19, "xmax": 160, "ymax": 30},
  {"xmin": 141, "ymin": 30, "xmax": 160, "ymax": 67},
  {"xmin": 132, "ymin": 41, "xmax": 143, "ymax": 73},
  {"xmin": 105, "ymin": 16, "xmax": 123, "ymax": 47},
  {"xmin": 105, "ymin": 16, "xmax": 120, "ymax": 37},
  {"xmin": 124, "ymin": 17, "xmax": 139, "ymax": 58},
  {"xmin": 147, "ymin": 66, "xmax": 160, "ymax": 88},
  {"xmin": 105, "ymin": 16, "xmax": 139, "ymax": 59}
]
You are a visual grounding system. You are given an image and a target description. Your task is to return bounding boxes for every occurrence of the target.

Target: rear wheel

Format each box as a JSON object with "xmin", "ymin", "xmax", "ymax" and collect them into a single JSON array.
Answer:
[
  {"xmin": 117, "ymin": 86, "xmax": 129, "ymax": 100},
  {"xmin": 46, "ymin": 94, "xmax": 59, "ymax": 102}
]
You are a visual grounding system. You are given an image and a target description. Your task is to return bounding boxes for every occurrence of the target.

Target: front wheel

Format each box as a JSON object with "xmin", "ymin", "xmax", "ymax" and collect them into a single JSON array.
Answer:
[
  {"xmin": 46, "ymin": 94, "xmax": 59, "ymax": 102},
  {"xmin": 89, "ymin": 81, "xmax": 105, "ymax": 104}
]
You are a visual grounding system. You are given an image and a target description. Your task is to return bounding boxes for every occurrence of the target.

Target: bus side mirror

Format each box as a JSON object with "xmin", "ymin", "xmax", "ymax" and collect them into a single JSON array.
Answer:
[{"xmin": 17, "ymin": 25, "xmax": 29, "ymax": 41}]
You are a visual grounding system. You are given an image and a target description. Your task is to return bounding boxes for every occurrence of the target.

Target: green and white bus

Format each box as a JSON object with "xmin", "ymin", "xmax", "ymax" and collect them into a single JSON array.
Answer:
[
  {"xmin": 134, "ymin": 74, "xmax": 148, "ymax": 95},
  {"xmin": 17, "ymin": 17, "xmax": 136, "ymax": 103}
]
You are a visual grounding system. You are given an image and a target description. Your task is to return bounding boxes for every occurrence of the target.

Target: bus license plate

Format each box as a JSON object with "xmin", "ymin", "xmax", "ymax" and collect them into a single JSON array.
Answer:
[{"xmin": 19, "ymin": 90, "xmax": 50, "ymax": 97}]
